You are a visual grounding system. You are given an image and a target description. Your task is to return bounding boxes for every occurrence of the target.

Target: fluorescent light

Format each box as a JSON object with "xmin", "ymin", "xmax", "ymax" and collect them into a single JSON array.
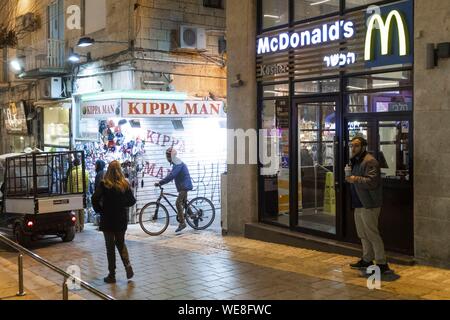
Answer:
[
  {"xmin": 310, "ymin": 0, "xmax": 331, "ymax": 6},
  {"xmin": 373, "ymin": 82, "xmax": 399, "ymax": 87},
  {"xmin": 143, "ymin": 80, "xmax": 166, "ymax": 86},
  {"xmin": 347, "ymin": 85, "xmax": 364, "ymax": 90},
  {"xmin": 68, "ymin": 53, "xmax": 81, "ymax": 63},
  {"xmin": 77, "ymin": 42, "xmax": 92, "ymax": 48},
  {"xmin": 264, "ymin": 15, "xmax": 280, "ymax": 19},
  {"xmin": 10, "ymin": 60, "xmax": 22, "ymax": 72},
  {"xmin": 264, "ymin": 89, "xmax": 288, "ymax": 95}
]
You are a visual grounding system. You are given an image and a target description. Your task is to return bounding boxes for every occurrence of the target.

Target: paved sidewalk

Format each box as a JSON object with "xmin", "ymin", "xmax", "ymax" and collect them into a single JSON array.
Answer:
[
  {"xmin": 0, "ymin": 263, "xmax": 38, "ymax": 300},
  {"xmin": 1, "ymin": 224, "xmax": 450, "ymax": 300},
  {"xmin": 0, "ymin": 250, "xmax": 84, "ymax": 300}
]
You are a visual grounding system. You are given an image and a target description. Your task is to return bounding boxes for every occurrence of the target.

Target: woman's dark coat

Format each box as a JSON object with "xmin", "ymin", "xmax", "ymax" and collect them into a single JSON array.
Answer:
[{"xmin": 92, "ymin": 181, "xmax": 136, "ymax": 232}]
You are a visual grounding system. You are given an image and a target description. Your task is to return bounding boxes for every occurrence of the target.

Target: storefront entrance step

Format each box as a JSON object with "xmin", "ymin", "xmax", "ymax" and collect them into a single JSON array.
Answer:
[{"xmin": 244, "ymin": 223, "xmax": 415, "ymax": 266}]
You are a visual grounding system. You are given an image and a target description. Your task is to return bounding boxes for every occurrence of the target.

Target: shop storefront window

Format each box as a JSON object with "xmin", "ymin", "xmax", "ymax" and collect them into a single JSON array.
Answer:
[
  {"xmin": 297, "ymin": 100, "xmax": 337, "ymax": 234},
  {"xmin": 347, "ymin": 119, "xmax": 369, "ymax": 159},
  {"xmin": 43, "ymin": 107, "xmax": 70, "ymax": 151},
  {"xmin": 261, "ymin": 99, "xmax": 290, "ymax": 226},
  {"xmin": 379, "ymin": 120, "xmax": 410, "ymax": 181},
  {"xmin": 295, "ymin": 78, "xmax": 340, "ymax": 95},
  {"xmin": 8, "ymin": 136, "xmax": 35, "ymax": 153},
  {"xmin": 262, "ymin": 0, "xmax": 289, "ymax": 30},
  {"xmin": 256, "ymin": 0, "xmax": 415, "ymax": 252},
  {"xmin": 346, "ymin": 119, "xmax": 410, "ymax": 181},
  {"xmin": 263, "ymin": 83, "xmax": 289, "ymax": 98},
  {"xmin": 347, "ymin": 90, "xmax": 412, "ymax": 113},
  {"xmin": 348, "ymin": 120, "xmax": 369, "ymax": 142},
  {"xmin": 347, "ymin": 71, "xmax": 412, "ymax": 91},
  {"xmin": 295, "ymin": 0, "xmax": 340, "ymax": 21}
]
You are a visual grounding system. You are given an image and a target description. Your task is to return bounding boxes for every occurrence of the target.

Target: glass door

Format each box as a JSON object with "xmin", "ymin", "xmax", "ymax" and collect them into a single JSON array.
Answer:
[
  {"xmin": 260, "ymin": 99, "xmax": 290, "ymax": 227},
  {"xmin": 296, "ymin": 98, "xmax": 339, "ymax": 235},
  {"xmin": 378, "ymin": 120, "xmax": 411, "ymax": 182},
  {"xmin": 344, "ymin": 117, "xmax": 414, "ymax": 255}
]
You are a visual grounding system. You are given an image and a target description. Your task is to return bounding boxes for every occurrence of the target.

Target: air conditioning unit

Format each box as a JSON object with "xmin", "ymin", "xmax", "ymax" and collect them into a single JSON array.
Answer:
[
  {"xmin": 179, "ymin": 26, "xmax": 207, "ymax": 50},
  {"xmin": 21, "ymin": 13, "xmax": 39, "ymax": 32},
  {"xmin": 41, "ymin": 77, "xmax": 63, "ymax": 99}
]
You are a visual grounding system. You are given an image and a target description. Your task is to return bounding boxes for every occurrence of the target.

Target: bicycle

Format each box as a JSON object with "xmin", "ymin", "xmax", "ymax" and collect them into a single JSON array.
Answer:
[{"xmin": 138, "ymin": 186, "xmax": 216, "ymax": 236}]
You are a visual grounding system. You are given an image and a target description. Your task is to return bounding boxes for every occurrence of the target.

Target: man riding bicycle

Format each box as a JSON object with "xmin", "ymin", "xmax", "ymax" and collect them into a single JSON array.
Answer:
[{"xmin": 155, "ymin": 148, "xmax": 193, "ymax": 233}]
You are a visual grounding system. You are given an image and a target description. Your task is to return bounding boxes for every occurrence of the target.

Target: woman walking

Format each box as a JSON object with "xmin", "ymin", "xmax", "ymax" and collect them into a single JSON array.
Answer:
[{"xmin": 92, "ymin": 161, "xmax": 136, "ymax": 283}]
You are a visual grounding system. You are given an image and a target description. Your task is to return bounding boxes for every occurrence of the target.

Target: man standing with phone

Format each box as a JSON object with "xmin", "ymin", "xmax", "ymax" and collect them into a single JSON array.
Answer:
[{"xmin": 346, "ymin": 136, "xmax": 392, "ymax": 275}]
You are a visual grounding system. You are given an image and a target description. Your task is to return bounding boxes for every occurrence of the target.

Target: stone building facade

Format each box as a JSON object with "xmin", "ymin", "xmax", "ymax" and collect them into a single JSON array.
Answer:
[
  {"xmin": 413, "ymin": 0, "xmax": 450, "ymax": 268},
  {"xmin": 0, "ymin": 0, "xmax": 227, "ymax": 153},
  {"xmin": 226, "ymin": 0, "xmax": 450, "ymax": 268}
]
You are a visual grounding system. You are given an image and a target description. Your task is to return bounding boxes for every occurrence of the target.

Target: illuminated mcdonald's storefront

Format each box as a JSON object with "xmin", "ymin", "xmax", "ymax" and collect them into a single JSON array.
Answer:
[{"xmin": 256, "ymin": 0, "xmax": 414, "ymax": 255}]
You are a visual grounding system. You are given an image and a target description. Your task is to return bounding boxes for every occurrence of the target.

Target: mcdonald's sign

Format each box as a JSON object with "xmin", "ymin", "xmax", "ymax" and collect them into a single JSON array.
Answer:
[
  {"xmin": 365, "ymin": 10, "xmax": 409, "ymax": 60},
  {"xmin": 364, "ymin": 0, "xmax": 413, "ymax": 67}
]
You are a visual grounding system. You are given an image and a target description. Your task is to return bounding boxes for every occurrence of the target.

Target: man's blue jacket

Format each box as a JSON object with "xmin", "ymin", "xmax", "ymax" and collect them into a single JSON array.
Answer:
[{"xmin": 160, "ymin": 162, "xmax": 193, "ymax": 192}]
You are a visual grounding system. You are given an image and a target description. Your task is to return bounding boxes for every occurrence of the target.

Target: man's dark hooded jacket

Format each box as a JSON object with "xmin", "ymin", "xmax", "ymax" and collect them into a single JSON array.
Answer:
[{"xmin": 350, "ymin": 151, "xmax": 383, "ymax": 209}]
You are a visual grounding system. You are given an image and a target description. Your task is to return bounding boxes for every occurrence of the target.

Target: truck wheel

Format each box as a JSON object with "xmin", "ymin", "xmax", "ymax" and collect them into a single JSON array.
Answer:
[
  {"xmin": 62, "ymin": 226, "xmax": 76, "ymax": 242},
  {"xmin": 14, "ymin": 224, "xmax": 31, "ymax": 248}
]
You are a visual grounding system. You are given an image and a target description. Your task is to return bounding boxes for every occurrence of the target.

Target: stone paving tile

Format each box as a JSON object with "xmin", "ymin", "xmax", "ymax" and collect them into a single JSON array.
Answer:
[
  {"xmin": 1, "ymin": 224, "xmax": 450, "ymax": 300},
  {"xmin": 205, "ymin": 285, "xmax": 231, "ymax": 294},
  {"xmin": 226, "ymin": 286, "xmax": 255, "ymax": 295},
  {"xmin": 0, "ymin": 255, "xmax": 84, "ymax": 300},
  {"xmin": 210, "ymin": 291, "xmax": 236, "ymax": 300},
  {"xmin": 151, "ymin": 293, "xmax": 174, "ymax": 300}
]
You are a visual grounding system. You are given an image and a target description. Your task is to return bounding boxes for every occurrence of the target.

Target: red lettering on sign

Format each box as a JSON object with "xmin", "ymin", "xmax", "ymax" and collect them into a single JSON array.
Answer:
[
  {"xmin": 128, "ymin": 102, "xmax": 140, "ymax": 115},
  {"xmin": 156, "ymin": 167, "xmax": 165, "ymax": 179},
  {"xmin": 161, "ymin": 135, "xmax": 171, "ymax": 147},
  {"xmin": 150, "ymin": 103, "xmax": 159, "ymax": 115},
  {"xmin": 144, "ymin": 162, "xmax": 156, "ymax": 177},
  {"xmin": 210, "ymin": 103, "xmax": 220, "ymax": 115},
  {"xmin": 146, "ymin": 129, "xmax": 186, "ymax": 153},
  {"xmin": 142, "ymin": 102, "xmax": 147, "ymax": 115},
  {"xmin": 156, "ymin": 132, "xmax": 161, "ymax": 144},
  {"xmin": 146, "ymin": 130, "xmax": 157, "ymax": 144},
  {"xmin": 170, "ymin": 104, "xmax": 179, "ymax": 115},
  {"xmin": 185, "ymin": 103, "xmax": 198, "ymax": 115},
  {"xmin": 200, "ymin": 104, "xmax": 209, "ymax": 115},
  {"xmin": 161, "ymin": 103, "xmax": 170, "ymax": 115}
]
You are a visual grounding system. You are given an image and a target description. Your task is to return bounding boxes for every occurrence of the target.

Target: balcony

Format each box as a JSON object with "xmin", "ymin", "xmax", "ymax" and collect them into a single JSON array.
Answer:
[{"xmin": 19, "ymin": 39, "xmax": 69, "ymax": 79}]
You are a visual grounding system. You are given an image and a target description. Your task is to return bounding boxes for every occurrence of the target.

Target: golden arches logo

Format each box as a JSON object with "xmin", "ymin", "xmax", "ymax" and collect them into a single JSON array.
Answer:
[{"xmin": 364, "ymin": 10, "xmax": 409, "ymax": 61}]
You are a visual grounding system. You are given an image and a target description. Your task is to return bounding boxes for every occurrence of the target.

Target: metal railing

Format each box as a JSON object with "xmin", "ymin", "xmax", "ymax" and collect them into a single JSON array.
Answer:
[
  {"xmin": 4, "ymin": 151, "xmax": 87, "ymax": 199},
  {"xmin": 22, "ymin": 39, "xmax": 66, "ymax": 71},
  {"xmin": 0, "ymin": 232, "xmax": 115, "ymax": 300},
  {"xmin": 47, "ymin": 38, "xmax": 66, "ymax": 68}
]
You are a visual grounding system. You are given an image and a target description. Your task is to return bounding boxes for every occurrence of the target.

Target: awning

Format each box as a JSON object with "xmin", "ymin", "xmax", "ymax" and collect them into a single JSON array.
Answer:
[{"xmin": 77, "ymin": 90, "xmax": 189, "ymax": 102}]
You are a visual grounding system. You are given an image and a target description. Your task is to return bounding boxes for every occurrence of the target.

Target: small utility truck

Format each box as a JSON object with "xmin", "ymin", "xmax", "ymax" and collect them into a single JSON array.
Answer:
[{"xmin": 0, "ymin": 151, "xmax": 87, "ymax": 247}]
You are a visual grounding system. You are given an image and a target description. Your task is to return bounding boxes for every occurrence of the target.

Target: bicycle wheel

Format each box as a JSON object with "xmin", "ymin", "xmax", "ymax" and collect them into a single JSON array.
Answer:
[
  {"xmin": 185, "ymin": 197, "xmax": 215, "ymax": 230},
  {"xmin": 139, "ymin": 202, "xmax": 170, "ymax": 236}
]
